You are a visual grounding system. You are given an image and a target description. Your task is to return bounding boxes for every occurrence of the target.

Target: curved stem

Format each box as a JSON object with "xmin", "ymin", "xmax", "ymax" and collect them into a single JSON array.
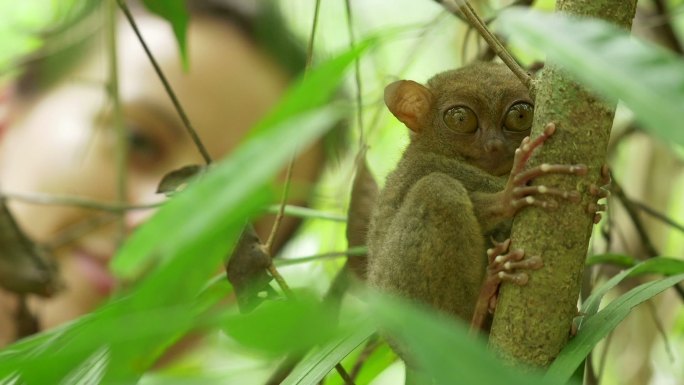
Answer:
[{"xmin": 440, "ymin": 0, "xmax": 532, "ymax": 89}]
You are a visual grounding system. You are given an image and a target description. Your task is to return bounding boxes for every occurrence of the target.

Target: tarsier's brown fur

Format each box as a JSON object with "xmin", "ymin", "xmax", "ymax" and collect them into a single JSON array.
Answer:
[
  {"xmin": 367, "ymin": 62, "xmax": 596, "ymax": 385},
  {"xmin": 368, "ymin": 62, "xmax": 533, "ymax": 322}
]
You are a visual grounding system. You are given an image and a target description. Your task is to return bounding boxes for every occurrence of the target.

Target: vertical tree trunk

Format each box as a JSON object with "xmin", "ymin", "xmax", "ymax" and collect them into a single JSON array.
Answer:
[{"xmin": 488, "ymin": 0, "xmax": 637, "ymax": 367}]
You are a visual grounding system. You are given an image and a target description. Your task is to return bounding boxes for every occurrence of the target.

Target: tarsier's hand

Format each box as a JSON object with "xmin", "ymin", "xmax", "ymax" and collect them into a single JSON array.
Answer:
[
  {"xmin": 470, "ymin": 238, "xmax": 543, "ymax": 332},
  {"xmin": 500, "ymin": 122, "xmax": 587, "ymax": 217},
  {"xmin": 471, "ymin": 123, "xmax": 606, "ymax": 333}
]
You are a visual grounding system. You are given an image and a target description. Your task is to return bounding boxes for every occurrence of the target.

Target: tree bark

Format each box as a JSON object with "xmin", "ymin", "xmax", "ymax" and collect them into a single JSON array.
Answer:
[{"xmin": 488, "ymin": 0, "xmax": 637, "ymax": 367}]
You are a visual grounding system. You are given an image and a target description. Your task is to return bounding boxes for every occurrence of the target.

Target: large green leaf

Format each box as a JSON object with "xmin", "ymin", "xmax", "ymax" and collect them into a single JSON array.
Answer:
[
  {"xmin": 0, "ymin": 39, "xmax": 371, "ymax": 383},
  {"xmin": 546, "ymin": 273, "xmax": 684, "ymax": 382},
  {"xmin": 369, "ymin": 294, "xmax": 557, "ymax": 385},
  {"xmin": 111, "ymin": 37, "xmax": 375, "ymax": 279},
  {"xmin": 220, "ymin": 292, "xmax": 343, "ymax": 357},
  {"xmin": 498, "ymin": 8, "xmax": 684, "ymax": 148},
  {"xmin": 141, "ymin": 0, "xmax": 189, "ymax": 69}
]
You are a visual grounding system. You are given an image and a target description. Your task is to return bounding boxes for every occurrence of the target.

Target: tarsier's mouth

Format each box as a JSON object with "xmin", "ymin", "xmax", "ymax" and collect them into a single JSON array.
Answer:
[{"xmin": 472, "ymin": 155, "xmax": 514, "ymax": 176}]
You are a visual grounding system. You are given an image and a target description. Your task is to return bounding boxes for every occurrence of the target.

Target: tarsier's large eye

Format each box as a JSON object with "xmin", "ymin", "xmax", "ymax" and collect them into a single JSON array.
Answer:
[
  {"xmin": 504, "ymin": 102, "xmax": 534, "ymax": 132},
  {"xmin": 444, "ymin": 106, "xmax": 478, "ymax": 133}
]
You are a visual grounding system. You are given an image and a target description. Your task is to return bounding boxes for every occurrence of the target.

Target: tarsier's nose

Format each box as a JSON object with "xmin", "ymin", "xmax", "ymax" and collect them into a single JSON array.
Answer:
[{"xmin": 484, "ymin": 137, "xmax": 505, "ymax": 153}]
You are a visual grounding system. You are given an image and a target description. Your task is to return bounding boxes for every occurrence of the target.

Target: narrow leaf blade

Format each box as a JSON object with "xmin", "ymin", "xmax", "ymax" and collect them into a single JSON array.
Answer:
[{"xmin": 499, "ymin": 9, "xmax": 684, "ymax": 147}]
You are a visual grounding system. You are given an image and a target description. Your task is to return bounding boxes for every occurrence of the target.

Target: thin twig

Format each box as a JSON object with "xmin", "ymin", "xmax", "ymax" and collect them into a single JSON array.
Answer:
[
  {"xmin": 263, "ymin": 0, "xmax": 324, "ymax": 255},
  {"xmin": 344, "ymin": 0, "xmax": 365, "ymax": 146},
  {"xmin": 474, "ymin": 0, "xmax": 536, "ymax": 63},
  {"xmin": 651, "ymin": 0, "xmax": 684, "ymax": 53},
  {"xmin": 274, "ymin": 247, "xmax": 368, "ymax": 267},
  {"xmin": 115, "ymin": 0, "xmax": 212, "ymax": 165},
  {"xmin": 646, "ymin": 300, "xmax": 675, "ymax": 363},
  {"xmin": 107, "ymin": 0, "xmax": 127, "ymax": 246},
  {"xmin": 262, "ymin": 3, "xmax": 353, "ymax": 382},
  {"xmin": 611, "ymin": 176, "xmax": 684, "ymax": 301},
  {"xmin": 1, "ymin": 191, "xmax": 162, "ymax": 212},
  {"xmin": 44, "ymin": 214, "xmax": 118, "ymax": 249},
  {"xmin": 365, "ymin": 12, "xmax": 447, "ymax": 139},
  {"xmin": 335, "ymin": 363, "xmax": 355, "ymax": 385},
  {"xmin": 632, "ymin": 200, "xmax": 684, "ymax": 234},
  {"xmin": 438, "ymin": 0, "xmax": 532, "ymax": 89},
  {"xmin": 611, "ymin": 178, "xmax": 660, "ymax": 257},
  {"xmin": 264, "ymin": 204, "xmax": 347, "ymax": 222},
  {"xmin": 306, "ymin": 0, "xmax": 322, "ymax": 69},
  {"xmin": 264, "ymin": 157, "xmax": 295, "ymax": 255},
  {"xmin": 266, "ymin": 262, "xmax": 294, "ymax": 299}
]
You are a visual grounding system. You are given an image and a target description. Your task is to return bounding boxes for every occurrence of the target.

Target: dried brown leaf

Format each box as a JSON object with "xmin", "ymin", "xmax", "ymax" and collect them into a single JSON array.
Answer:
[
  {"xmin": 345, "ymin": 149, "xmax": 378, "ymax": 280},
  {"xmin": 225, "ymin": 225, "xmax": 277, "ymax": 313},
  {"xmin": 156, "ymin": 164, "xmax": 205, "ymax": 196},
  {"xmin": 0, "ymin": 199, "xmax": 60, "ymax": 296}
]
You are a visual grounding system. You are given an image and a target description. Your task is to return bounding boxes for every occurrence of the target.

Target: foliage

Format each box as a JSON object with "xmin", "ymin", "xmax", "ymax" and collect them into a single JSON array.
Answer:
[
  {"xmin": 1, "ymin": 1, "xmax": 684, "ymax": 385},
  {"xmin": 499, "ymin": 8, "xmax": 684, "ymax": 148}
]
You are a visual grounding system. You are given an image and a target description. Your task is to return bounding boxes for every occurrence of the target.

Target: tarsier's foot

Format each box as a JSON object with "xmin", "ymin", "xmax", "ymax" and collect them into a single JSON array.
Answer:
[
  {"xmin": 469, "ymin": 238, "xmax": 543, "ymax": 332},
  {"xmin": 587, "ymin": 164, "xmax": 610, "ymax": 223},
  {"xmin": 504, "ymin": 123, "xmax": 588, "ymax": 214}
]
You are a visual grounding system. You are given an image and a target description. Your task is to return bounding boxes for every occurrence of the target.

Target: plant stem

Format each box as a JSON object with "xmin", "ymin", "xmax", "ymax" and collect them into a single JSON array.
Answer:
[
  {"xmin": 1, "ymin": 191, "xmax": 162, "ymax": 212},
  {"xmin": 107, "ymin": 0, "xmax": 127, "ymax": 246},
  {"xmin": 438, "ymin": 0, "xmax": 532, "ymax": 89},
  {"xmin": 344, "ymin": 0, "xmax": 365, "ymax": 146},
  {"xmin": 115, "ymin": 0, "xmax": 212, "ymax": 165}
]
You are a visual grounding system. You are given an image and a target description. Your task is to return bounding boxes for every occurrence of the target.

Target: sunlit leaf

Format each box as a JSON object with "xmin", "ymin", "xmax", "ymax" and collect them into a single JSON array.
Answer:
[
  {"xmin": 112, "ymin": 37, "xmax": 375, "ymax": 280},
  {"xmin": 0, "ymin": 39, "xmax": 372, "ymax": 382},
  {"xmin": 546, "ymin": 273, "xmax": 684, "ymax": 382},
  {"xmin": 499, "ymin": 8, "xmax": 684, "ymax": 147},
  {"xmin": 221, "ymin": 292, "xmax": 346, "ymax": 357}
]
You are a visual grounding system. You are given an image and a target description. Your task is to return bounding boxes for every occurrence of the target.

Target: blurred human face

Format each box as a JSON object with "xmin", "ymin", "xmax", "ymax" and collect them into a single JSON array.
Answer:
[{"xmin": 0, "ymin": 13, "xmax": 310, "ymax": 329}]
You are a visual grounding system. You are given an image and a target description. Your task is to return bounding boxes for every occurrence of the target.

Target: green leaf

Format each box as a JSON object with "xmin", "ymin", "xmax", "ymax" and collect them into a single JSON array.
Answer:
[
  {"xmin": 369, "ymin": 294, "xmax": 556, "ymax": 385},
  {"xmin": 546, "ymin": 273, "xmax": 684, "ymax": 382},
  {"xmin": 0, "ymin": 39, "xmax": 373, "ymax": 382},
  {"xmin": 581, "ymin": 257, "xmax": 684, "ymax": 319},
  {"xmin": 112, "ymin": 37, "xmax": 375, "ymax": 279},
  {"xmin": 220, "ymin": 292, "xmax": 343, "ymax": 357},
  {"xmin": 498, "ymin": 9, "xmax": 684, "ymax": 147},
  {"xmin": 585, "ymin": 253, "xmax": 636, "ymax": 267},
  {"xmin": 281, "ymin": 320, "xmax": 375, "ymax": 385},
  {"xmin": 142, "ymin": 0, "xmax": 190, "ymax": 69}
]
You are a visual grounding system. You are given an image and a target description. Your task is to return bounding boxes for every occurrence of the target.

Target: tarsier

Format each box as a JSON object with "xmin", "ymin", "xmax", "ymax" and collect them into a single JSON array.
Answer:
[{"xmin": 367, "ymin": 62, "xmax": 594, "ymax": 344}]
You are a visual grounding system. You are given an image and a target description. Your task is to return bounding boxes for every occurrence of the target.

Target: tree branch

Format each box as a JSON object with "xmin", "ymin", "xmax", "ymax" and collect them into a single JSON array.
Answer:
[{"xmin": 488, "ymin": 0, "xmax": 638, "ymax": 367}]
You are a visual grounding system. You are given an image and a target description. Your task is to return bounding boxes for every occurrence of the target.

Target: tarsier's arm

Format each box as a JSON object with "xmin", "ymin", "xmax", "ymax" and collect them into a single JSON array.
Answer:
[
  {"xmin": 468, "ymin": 124, "xmax": 610, "ymax": 332},
  {"xmin": 470, "ymin": 123, "xmax": 585, "ymax": 233}
]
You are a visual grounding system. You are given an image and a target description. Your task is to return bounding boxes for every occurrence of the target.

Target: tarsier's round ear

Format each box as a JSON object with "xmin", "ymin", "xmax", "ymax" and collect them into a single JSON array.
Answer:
[{"xmin": 384, "ymin": 80, "xmax": 432, "ymax": 133}]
